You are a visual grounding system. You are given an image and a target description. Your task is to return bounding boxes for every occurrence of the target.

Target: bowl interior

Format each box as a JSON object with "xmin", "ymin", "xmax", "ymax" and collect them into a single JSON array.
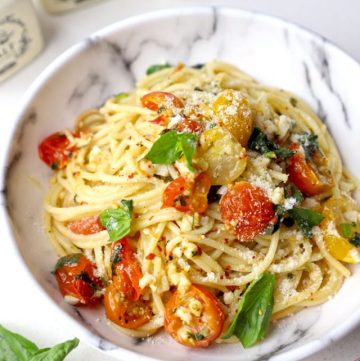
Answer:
[{"xmin": 4, "ymin": 7, "xmax": 360, "ymax": 361}]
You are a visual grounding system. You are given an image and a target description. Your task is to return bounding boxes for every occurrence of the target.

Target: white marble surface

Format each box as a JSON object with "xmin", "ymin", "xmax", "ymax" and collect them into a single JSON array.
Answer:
[{"xmin": 1, "ymin": 1, "xmax": 360, "ymax": 361}]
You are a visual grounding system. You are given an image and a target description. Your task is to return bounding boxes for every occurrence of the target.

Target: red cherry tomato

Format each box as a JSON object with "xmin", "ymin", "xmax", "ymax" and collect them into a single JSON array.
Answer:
[
  {"xmin": 287, "ymin": 144, "xmax": 330, "ymax": 196},
  {"xmin": 104, "ymin": 281, "xmax": 152, "ymax": 329},
  {"xmin": 219, "ymin": 181, "xmax": 275, "ymax": 241},
  {"xmin": 111, "ymin": 238, "xmax": 143, "ymax": 301},
  {"xmin": 164, "ymin": 284, "xmax": 225, "ymax": 348},
  {"xmin": 38, "ymin": 131, "xmax": 77, "ymax": 169},
  {"xmin": 163, "ymin": 172, "xmax": 211, "ymax": 213},
  {"xmin": 67, "ymin": 215, "xmax": 105, "ymax": 235},
  {"xmin": 54, "ymin": 254, "xmax": 102, "ymax": 306},
  {"xmin": 141, "ymin": 91, "xmax": 184, "ymax": 126},
  {"xmin": 176, "ymin": 119, "xmax": 203, "ymax": 133}
]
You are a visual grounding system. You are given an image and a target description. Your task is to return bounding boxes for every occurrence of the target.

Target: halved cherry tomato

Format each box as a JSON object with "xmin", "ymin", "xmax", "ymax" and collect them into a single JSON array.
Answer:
[
  {"xmin": 38, "ymin": 131, "xmax": 77, "ymax": 170},
  {"xmin": 219, "ymin": 181, "xmax": 275, "ymax": 241},
  {"xmin": 54, "ymin": 254, "xmax": 102, "ymax": 306},
  {"xmin": 287, "ymin": 144, "xmax": 331, "ymax": 197},
  {"xmin": 321, "ymin": 196, "xmax": 360, "ymax": 264},
  {"xmin": 141, "ymin": 91, "xmax": 184, "ymax": 126},
  {"xmin": 67, "ymin": 215, "xmax": 105, "ymax": 235},
  {"xmin": 104, "ymin": 281, "xmax": 152, "ymax": 329},
  {"xmin": 163, "ymin": 172, "xmax": 211, "ymax": 213},
  {"xmin": 164, "ymin": 284, "xmax": 225, "ymax": 348},
  {"xmin": 176, "ymin": 119, "xmax": 203, "ymax": 133},
  {"xmin": 111, "ymin": 238, "xmax": 143, "ymax": 301}
]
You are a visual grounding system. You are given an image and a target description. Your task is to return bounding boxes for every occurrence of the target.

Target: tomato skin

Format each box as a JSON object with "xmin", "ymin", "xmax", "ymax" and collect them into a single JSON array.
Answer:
[
  {"xmin": 287, "ymin": 144, "xmax": 329, "ymax": 196},
  {"xmin": 163, "ymin": 172, "xmax": 211, "ymax": 213},
  {"xmin": 219, "ymin": 181, "xmax": 275, "ymax": 241},
  {"xmin": 141, "ymin": 91, "xmax": 183, "ymax": 126},
  {"xmin": 38, "ymin": 132, "xmax": 77, "ymax": 169},
  {"xmin": 68, "ymin": 215, "xmax": 105, "ymax": 235},
  {"xmin": 111, "ymin": 238, "xmax": 143, "ymax": 301},
  {"xmin": 54, "ymin": 254, "xmax": 102, "ymax": 306},
  {"xmin": 164, "ymin": 284, "xmax": 225, "ymax": 348},
  {"xmin": 104, "ymin": 282, "xmax": 152, "ymax": 329},
  {"xmin": 176, "ymin": 119, "xmax": 203, "ymax": 133}
]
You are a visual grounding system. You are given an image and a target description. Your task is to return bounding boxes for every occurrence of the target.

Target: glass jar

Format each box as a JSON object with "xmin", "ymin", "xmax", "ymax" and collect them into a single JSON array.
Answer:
[{"xmin": 0, "ymin": 0, "xmax": 43, "ymax": 83}]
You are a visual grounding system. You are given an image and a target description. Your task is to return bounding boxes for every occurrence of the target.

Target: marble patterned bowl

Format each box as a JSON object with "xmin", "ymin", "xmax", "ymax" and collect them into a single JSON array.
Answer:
[{"xmin": 4, "ymin": 6, "xmax": 360, "ymax": 361}]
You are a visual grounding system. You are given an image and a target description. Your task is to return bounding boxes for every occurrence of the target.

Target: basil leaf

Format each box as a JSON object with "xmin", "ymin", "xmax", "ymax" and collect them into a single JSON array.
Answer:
[
  {"xmin": 30, "ymin": 338, "xmax": 79, "ymax": 361},
  {"xmin": 145, "ymin": 130, "xmax": 196, "ymax": 171},
  {"xmin": 146, "ymin": 63, "xmax": 171, "ymax": 75},
  {"xmin": 222, "ymin": 273, "xmax": 275, "ymax": 348},
  {"xmin": 287, "ymin": 207, "xmax": 324, "ymax": 237},
  {"xmin": 350, "ymin": 233, "xmax": 360, "ymax": 247},
  {"xmin": 0, "ymin": 324, "xmax": 39, "ymax": 361},
  {"xmin": 0, "ymin": 324, "xmax": 79, "ymax": 361},
  {"xmin": 53, "ymin": 253, "xmax": 82, "ymax": 273},
  {"xmin": 296, "ymin": 132, "xmax": 319, "ymax": 159},
  {"xmin": 248, "ymin": 127, "xmax": 294, "ymax": 160},
  {"xmin": 114, "ymin": 92, "xmax": 128, "ymax": 100},
  {"xmin": 99, "ymin": 200, "xmax": 133, "ymax": 242}
]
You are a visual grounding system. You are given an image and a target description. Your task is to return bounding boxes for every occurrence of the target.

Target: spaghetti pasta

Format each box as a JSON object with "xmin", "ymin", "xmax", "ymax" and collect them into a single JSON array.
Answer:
[{"xmin": 41, "ymin": 61, "xmax": 360, "ymax": 347}]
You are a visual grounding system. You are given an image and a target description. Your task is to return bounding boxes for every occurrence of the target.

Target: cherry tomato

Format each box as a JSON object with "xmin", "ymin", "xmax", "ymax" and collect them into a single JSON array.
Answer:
[
  {"xmin": 104, "ymin": 281, "xmax": 152, "ymax": 329},
  {"xmin": 164, "ymin": 284, "xmax": 225, "ymax": 348},
  {"xmin": 163, "ymin": 172, "xmax": 211, "ymax": 213},
  {"xmin": 219, "ymin": 181, "xmax": 275, "ymax": 241},
  {"xmin": 111, "ymin": 238, "xmax": 143, "ymax": 301},
  {"xmin": 67, "ymin": 215, "xmax": 105, "ymax": 235},
  {"xmin": 54, "ymin": 254, "xmax": 102, "ymax": 306},
  {"xmin": 176, "ymin": 119, "xmax": 203, "ymax": 133},
  {"xmin": 287, "ymin": 144, "xmax": 331, "ymax": 196},
  {"xmin": 141, "ymin": 91, "xmax": 183, "ymax": 126},
  {"xmin": 38, "ymin": 131, "xmax": 77, "ymax": 170}
]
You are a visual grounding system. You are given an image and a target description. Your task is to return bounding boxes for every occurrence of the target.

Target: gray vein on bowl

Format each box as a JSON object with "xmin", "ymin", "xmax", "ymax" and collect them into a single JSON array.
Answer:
[
  {"xmin": 309, "ymin": 40, "xmax": 350, "ymax": 128},
  {"xmin": 16, "ymin": 109, "xmax": 37, "ymax": 145}
]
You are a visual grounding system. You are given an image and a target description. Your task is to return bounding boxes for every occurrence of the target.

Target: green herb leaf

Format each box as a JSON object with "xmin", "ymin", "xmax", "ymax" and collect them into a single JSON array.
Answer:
[
  {"xmin": 222, "ymin": 273, "xmax": 275, "ymax": 348},
  {"xmin": 99, "ymin": 200, "xmax": 133, "ymax": 242},
  {"xmin": 340, "ymin": 223, "xmax": 353, "ymax": 238},
  {"xmin": 296, "ymin": 132, "xmax": 319, "ymax": 159},
  {"xmin": 284, "ymin": 183, "xmax": 304, "ymax": 204},
  {"xmin": 111, "ymin": 242, "xmax": 123, "ymax": 275},
  {"xmin": 287, "ymin": 207, "xmax": 324, "ymax": 237},
  {"xmin": 189, "ymin": 332, "xmax": 205, "ymax": 341},
  {"xmin": 114, "ymin": 92, "xmax": 129, "ymax": 100},
  {"xmin": 0, "ymin": 324, "xmax": 79, "ymax": 361},
  {"xmin": 290, "ymin": 97, "xmax": 298, "ymax": 107},
  {"xmin": 145, "ymin": 130, "xmax": 197, "ymax": 171},
  {"xmin": 146, "ymin": 63, "xmax": 171, "ymax": 75},
  {"xmin": 30, "ymin": 338, "xmax": 79, "ymax": 361},
  {"xmin": 248, "ymin": 127, "xmax": 294, "ymax": 160},
  {"xmin": 53, "ymin": 253, "xmax": 82, "ymax": 273},
  {"xmin": 350, "ymin": 233, "xmax": 360, "ymax": 247}
]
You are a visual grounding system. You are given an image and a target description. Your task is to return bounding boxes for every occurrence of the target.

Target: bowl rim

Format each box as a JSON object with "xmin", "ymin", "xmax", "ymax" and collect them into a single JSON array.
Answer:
[{"xmin": 3, "ymin": 5, "xmax": 360, "ymax": 361}]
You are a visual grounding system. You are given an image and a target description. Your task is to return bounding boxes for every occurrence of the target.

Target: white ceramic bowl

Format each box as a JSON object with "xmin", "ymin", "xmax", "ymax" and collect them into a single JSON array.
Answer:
[{"xmin": 4, "ymin": 6, "xmax": 360, "ymax": 361}]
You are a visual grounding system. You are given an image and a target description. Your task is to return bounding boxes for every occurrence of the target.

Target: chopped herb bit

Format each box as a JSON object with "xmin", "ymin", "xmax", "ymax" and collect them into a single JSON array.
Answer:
[
  {"xmin": 114, "ymin": 92, "xmax": 129, "ymax": 100},
  {"xmin": 99, "ymin": 200, "xmax": 133, "ymax": 242},
  {"xmin": 248, "ymin": 127, "xmax": 295, "ymax": 160},
  {"xmin": 287, "ymin": 273, "xmax": 294, "ymax": 279},
  {"xmin": 283, "ymin": 217, "xmax": 295, "ymax": 227},
  {"xmin": 189, "ymin": 332, "xmax": 205, "ymax": 341},
  {"xmin": 350, "ymin": 233, "xmax": 360, "ymax": 247},
  {"xmin": 263, "ymin": 151, "xmax": 277, "ymax": 159},
  {"xmin": 50, "ymin": 162, "xmax": 58, "ymax": 170},
  {"xmin": 285, "ymin": 183, "xmax": 304, "ymax": 204},
  {"xmin": 146, "ymin": 63, "xmax": 171, "ymax": 75},
  {"xmin": 340, "ymin": 222, "xmax": 354, "ymax": 238},
  {"xmin": 145, "ymin": 130, "xmax": 197, "ymax": 172},
  {"xmin": 290, "ymin": 97, "xmax": 298, "ymax": 107},
  {"xmin": 53, "ymin": 253, "xmax": 82, "ymax": 273},
  {"xmin": 287, "ymin": 207, "xmax": 324, "ymax": 237},
  {"xmin": 194, "ymin": 86, "xmax": 203, "ymax": 91},
  {"xmin": 111, "ymin": 243, "xmax": 123, "ymax": 275},
  {"xmin": 222, "ymin": 273, "xmax": 275, "ymax": 347},
  {"xmin": 296, "ymin": 132, "xmax": 319, "ymax": 159}
]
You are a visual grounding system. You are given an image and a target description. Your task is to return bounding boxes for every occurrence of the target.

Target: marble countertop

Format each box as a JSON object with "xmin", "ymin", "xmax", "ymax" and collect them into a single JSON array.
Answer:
[{"xmin": 1, "ymin": 0, "xmax": 360, "ymax": 360}]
